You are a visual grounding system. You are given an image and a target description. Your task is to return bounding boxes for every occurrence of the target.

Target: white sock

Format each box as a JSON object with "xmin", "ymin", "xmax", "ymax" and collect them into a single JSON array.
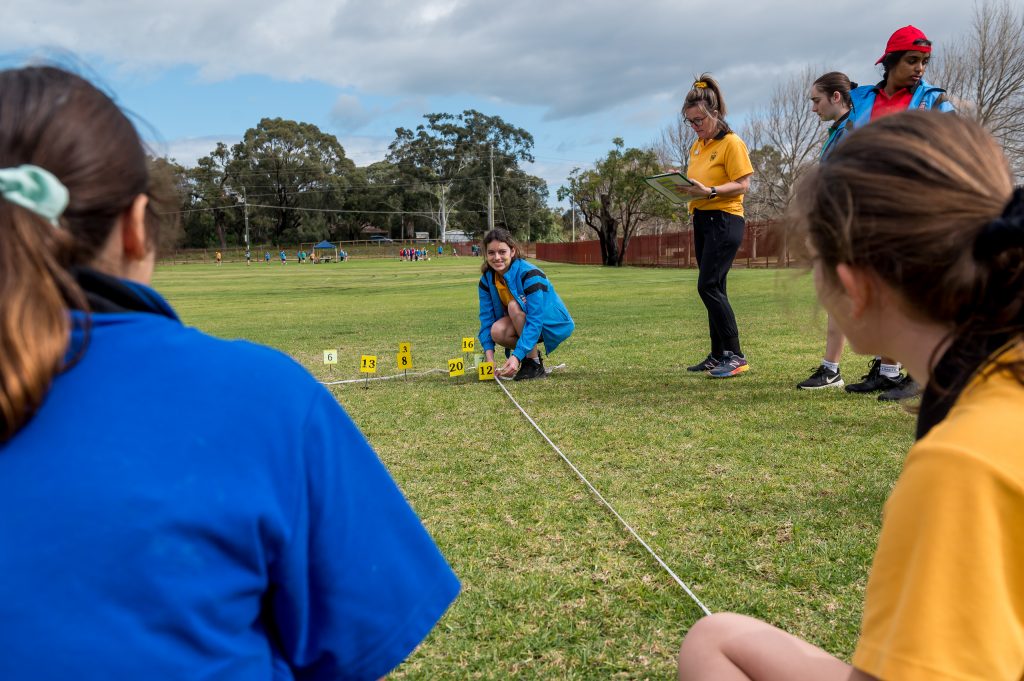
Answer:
[
  {"xmin": 880, "ymin": 363, "xmax": 901, "ymax": 379},
  {"xmin": 822, "ymin": 359, "xmax": 839, "ymax": 373}
]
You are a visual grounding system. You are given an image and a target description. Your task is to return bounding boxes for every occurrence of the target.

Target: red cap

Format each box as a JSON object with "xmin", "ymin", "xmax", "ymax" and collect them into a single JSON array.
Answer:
[{"xmin": 875, "ymin": 25, "xmax": 932, "ymax": 64}]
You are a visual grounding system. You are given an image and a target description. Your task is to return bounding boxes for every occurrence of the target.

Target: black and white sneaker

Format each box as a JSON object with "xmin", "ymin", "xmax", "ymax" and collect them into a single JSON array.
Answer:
[
  {"xmin": 797, "ymin": 366, "xmax": 844, "ymax": 390},
  {"xmin": 878, "ymin": 375, "xmax": 920, "ymax": 402},
  {"xmin": 686, "ymin": 354, "xmax": 720, "ymax": 372},
  {"xmin": 514, "ymin": 356, "xmax": 546, "ymax": 381},
  {"xmin": 844, "ymin": 358, "xmax": 902, "ymax": 393}
]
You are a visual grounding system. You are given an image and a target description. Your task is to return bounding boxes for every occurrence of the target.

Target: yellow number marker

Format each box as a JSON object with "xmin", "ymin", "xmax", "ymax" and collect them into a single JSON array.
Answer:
[
  {"xmin": 398, "ymin": 342, "xmax": 411, "ymax": 354},
  {"xmin": 477, "ymin": 361, "xmax": 495, "ymax": 381},
  {"xmin": 461, "ymin": 337, "xmax": 476, "ymax": 353},
  {"xmin": 448, "ymin": 358, "xmax": 465, "ymax": 377},
  {"xmin": 360, "ymin": 355, "xmax": 377, "ymax": 373},
  {"xmin": 397, "ymin": 352, "xmax": 413, "ymax": 370},
  {"xmin": 323, "ymin": 350, "xmax": 338, "ymax": 365}
]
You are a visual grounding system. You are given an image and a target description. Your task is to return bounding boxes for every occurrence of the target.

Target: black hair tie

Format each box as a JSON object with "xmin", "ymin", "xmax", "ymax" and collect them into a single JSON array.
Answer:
[{"xmin": 974, "ymin": 187, "xmax": 1024, "ymax": 262}]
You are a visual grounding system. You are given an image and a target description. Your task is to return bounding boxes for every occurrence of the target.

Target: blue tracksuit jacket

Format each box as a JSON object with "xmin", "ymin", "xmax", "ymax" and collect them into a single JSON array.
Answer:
[{"xmin": 477, "ymin": 258, "xmax": 574, "ymax": 360}]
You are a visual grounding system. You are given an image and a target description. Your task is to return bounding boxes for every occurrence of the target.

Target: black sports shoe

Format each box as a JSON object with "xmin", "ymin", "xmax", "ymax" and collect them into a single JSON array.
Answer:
[
  {"xmin": 878, "ymin": 375, "xmax": 921, "ymax": 402},
  {"xmin": 797, "ymin": 365, "xmax": 844, "ymax": 390},
  {"xmin": 844, "ymin": 358, "xmax": 901, "ymax": 393},
  {"xmin": 686, "ymin": 354, "xmax": 720, "ymax": 372},
  {"xmin": 513, "ymin": 356, "xmax": 546, "ymax": 381}
]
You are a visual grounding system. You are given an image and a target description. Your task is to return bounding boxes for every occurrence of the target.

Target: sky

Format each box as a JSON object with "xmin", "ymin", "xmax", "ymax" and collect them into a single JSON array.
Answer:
[{"xmin": 1, "ymin": 1, "xmax": 972, "ymax": 201}]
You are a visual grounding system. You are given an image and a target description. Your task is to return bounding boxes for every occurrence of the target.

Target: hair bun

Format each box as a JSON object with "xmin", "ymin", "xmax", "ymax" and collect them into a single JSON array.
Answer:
[
  {"xmin": 974, "ymin": 187, "xmax": 1024, "ymax": 261},
  {"xmin": 850, "ymin": 81, "xmax": 859, "ymax": 89}
]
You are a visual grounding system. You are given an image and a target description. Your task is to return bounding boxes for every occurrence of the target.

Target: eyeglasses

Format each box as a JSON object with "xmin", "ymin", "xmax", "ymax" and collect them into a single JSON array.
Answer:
[{"xmin": 685, "ymin": 116, "xmax": 706, "ymax": 128}]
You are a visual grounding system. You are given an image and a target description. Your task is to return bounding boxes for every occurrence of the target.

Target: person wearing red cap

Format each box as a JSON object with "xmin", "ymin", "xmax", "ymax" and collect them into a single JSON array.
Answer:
[
  {"xmin": 850, "ymin": 25, "xmax": 953, "ymax": 126},
  {"xmin": 842, "ymin": 25, "xmax": 955, "ymax": 403}
]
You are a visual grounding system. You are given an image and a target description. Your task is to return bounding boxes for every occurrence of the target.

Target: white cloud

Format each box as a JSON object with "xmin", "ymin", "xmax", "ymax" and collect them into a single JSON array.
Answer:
[
  {"xmin": 336, "ymin": 134, "xmax": 393, "ymax": 167},
  {"xmin": 330, "ymin": 94, "xmax": 375, "ymax": 132},
  {"xmin": 1, "ymin": 0, "xmax": 972, "ymax": 121},
  {"xmin": 153, "ymin": 135, "xmax": 240, "ymax": 167}
]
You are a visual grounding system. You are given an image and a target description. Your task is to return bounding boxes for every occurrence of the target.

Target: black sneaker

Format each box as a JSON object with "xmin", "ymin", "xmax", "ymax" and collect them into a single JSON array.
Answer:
[
  {"xmin": 686, "ymin": 354, "xmax": 720, "ymax": 372},
  {"xmin": 513, "ymin": 356, "xmax": 546, "ymax": 381},
  {"xmin": 878, "ymin": 375, "xmax": 921, "ymax": 401},
  {"xmin": 797, "ymin": 366, "xmax": 844, "ymax": 390},
  {"xmin": 844, "ymin": 358, "xmax": 900, "ymax": 393}
]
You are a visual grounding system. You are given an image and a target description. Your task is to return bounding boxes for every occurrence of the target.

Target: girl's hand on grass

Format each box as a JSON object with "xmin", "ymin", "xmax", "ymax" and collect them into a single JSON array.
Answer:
[
  {"xmin": 485, "ymin": 349, "xmax": 495, "ymax": 364},
  {"xmin": 498, "ymin": 356, "xmax": 519, "ymax": 378}
]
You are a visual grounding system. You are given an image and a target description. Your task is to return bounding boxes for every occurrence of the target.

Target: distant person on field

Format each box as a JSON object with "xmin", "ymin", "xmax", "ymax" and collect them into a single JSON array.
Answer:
[
  {"xmin": 844, "ymin": 25, "xmax": 955, "ymax": 402},
  {"xmin": 0, "ymin": 65, "xmax": 459, "ymax": 681},
  {"xmin": 679, "ymin": 112, "xmax": 1024, "ymax": 681},
  {"xmin": 672, "ymin": 74, "xmax": 754, "ymax": 379},
  {"xmin": 264, "ymin": 250, "xmax": 270, "ymax": 264},
  {"xmin": 478, "ymin": 228, "xmax": 574, "ymax": 380},
  {"xmin": 796, "ymin": 71, "xmax": 857, "ymax": 390},
  {"xmin": 279, "ymin": 249, "xmax": 286, "ymax": 265},
  {"xmin": 245, "ymin": 248, "xmax": 251, "ymax": 266},
  {"xmin": 215, "ymin": 250, "xmax": 222, "ymax": 266}
]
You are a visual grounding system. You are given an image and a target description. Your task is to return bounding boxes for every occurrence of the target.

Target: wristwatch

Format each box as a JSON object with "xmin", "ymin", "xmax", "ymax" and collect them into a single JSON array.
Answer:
[{"xmin": 708, "ymin": 186, "xmax": 717, "ymax": 199}]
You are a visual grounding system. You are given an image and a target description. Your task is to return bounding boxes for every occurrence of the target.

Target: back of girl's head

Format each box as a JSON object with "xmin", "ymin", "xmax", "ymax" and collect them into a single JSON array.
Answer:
[
  {"xmin": 481, "ymin": 228, "xmax": 522, "ymax": 273},
  {"xmin": 792, "ymin": 110, "xmax": 1022, "ymax": 373},
  {"xmin": 683, "ymin": 73, "xmax": 731, "ymax": 132},
  {"xmin": 0, "ymin": 65, "xmax": 155, "ymax": 440},
  {"xmin": 812, "ymin": 71, "xmax": 857, "ymax": 108}
]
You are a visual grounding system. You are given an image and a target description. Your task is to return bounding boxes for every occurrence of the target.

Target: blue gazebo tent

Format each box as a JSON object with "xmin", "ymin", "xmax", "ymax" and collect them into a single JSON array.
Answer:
[{"xmin": 312, "ymin": 240, "xmax": 340, "ymax": 262}]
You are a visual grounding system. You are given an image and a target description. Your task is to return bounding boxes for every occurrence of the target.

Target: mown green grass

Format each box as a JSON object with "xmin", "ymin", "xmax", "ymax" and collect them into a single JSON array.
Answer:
[{"xmin": 154, "ymin": 257, "xmax": 914, "ymax": 680}]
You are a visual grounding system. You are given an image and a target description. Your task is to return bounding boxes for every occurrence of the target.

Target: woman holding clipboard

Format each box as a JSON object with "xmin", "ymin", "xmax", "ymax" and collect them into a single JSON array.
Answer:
[{"xmin": 675, "ymin": 75, "xmax": 755, "ymax": 378}]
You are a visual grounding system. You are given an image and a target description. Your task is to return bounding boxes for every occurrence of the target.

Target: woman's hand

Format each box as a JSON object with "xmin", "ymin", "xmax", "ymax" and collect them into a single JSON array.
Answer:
[
  {"xmin": 498, "ymin": 355, "xmax": 520, "ymax": 378},
  {"xmin": 485, "ymin": 349, "xmax": 495, "ymax": 364},
  {"xmin": 678, "ymin": 177, "xmax": 711, "ymax": 197}
]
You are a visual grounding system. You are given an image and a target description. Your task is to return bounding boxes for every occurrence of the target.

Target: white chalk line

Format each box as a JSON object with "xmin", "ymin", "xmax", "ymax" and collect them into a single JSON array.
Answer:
[
  {"xmin": 494, "ymin": 375, "xmax": 713, "ymax": 617},
  {"xmin": 320, "ymin": 363, "xmax": 567, "ymax": 386},
  {"xmin": 321, "ymin": 368, "xmax": 447, "ymax": 385}
]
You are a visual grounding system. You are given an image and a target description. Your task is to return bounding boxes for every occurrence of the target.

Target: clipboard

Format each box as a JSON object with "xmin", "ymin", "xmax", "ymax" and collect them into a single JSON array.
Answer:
[{"xmin": 645, "ymin": 171, "xmax": 694, "ymax": 205}]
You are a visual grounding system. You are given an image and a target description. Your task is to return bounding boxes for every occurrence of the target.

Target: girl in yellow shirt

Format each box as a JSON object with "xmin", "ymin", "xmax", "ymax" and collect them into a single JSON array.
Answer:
[{"xmin": 676, "ymin": 113, "xmax": 1024, "ymax": 680}]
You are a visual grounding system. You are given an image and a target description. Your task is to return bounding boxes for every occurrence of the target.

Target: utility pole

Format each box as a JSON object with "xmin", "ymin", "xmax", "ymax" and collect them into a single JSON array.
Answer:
[
  {"xmin": 488, "ymin": 146, "xmax": 495, "ymax": 232},
  {"xmin": 571, "ymin": 205, "xmax": 576, "ymax": 242},
  {"xmin": 242, "ymin": 187, "xmax": 250, "ymax": 249}
]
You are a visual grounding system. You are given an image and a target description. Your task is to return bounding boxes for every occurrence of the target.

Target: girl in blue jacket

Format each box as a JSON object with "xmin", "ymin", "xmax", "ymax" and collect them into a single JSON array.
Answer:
[
  {"xmin": 0, "ymin": 66, "xmax": 458, "ymax": 681},
  {"xmin": 478, "ymin": 228, "xmax": 574, "ymax": 380},
  {"xmin": 843, "ymin": 25, "xmax": 955, "ymax": 402}
]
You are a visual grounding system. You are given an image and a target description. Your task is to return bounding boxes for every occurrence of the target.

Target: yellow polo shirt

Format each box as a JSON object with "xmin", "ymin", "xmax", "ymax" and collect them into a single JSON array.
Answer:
[
  {"xmin": 494, "ymin": 273, "xmax": 513, "ymax": 309},
  {"xmin": 853, "ymin": 345, "xmax": 1024, "ymax": 680},
  {"xmin": 687, "ymin": 132, "xmax": 754, "ymax": 217}
]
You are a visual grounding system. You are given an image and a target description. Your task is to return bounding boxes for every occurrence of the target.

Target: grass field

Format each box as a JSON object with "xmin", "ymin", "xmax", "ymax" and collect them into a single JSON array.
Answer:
[{"xmin": 153, "ymin": 257, "xmax": 915, "ymax": 679}]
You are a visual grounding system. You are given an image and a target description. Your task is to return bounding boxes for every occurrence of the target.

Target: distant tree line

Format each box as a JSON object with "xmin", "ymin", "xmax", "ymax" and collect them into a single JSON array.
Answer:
[{"xmin": 159, "ymin": 110, "xmax": 564, "ymax": 250}]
